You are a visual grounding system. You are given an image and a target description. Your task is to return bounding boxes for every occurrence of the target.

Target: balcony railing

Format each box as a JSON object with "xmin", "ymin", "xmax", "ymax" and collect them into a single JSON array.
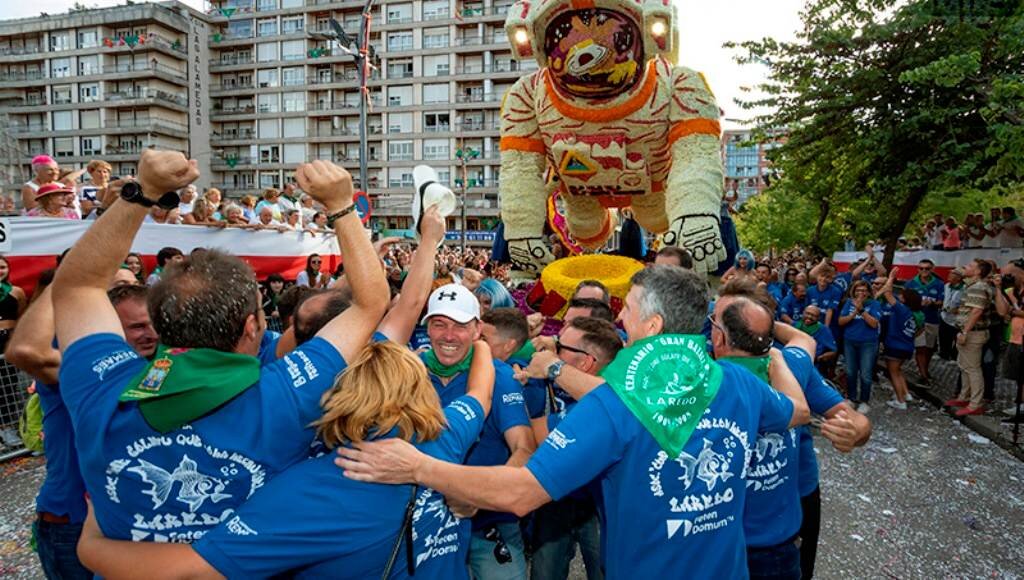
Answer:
[
  {"xmin": 101, "ymin": 62, "xmax": 187, "ymax": 79},
  {"xmin": 212, "ymin": 128, "xmax": 256, "ymax": 140},
  {"xmin": 212, "ymin": 155, "xmax": 256, "ymax": 166},
  {"xmin": 12, "ymin": 96, "xmax": 47, "ymax": 107},
  {"xmin": 213, "ymin": 104, "xmax": 257, "ymax": 114},
  {"xmin": 215, "ymin": 80, "xmax": 256, "ymax": 90},
  {"xmin": 107, "ymin": 88, "xmax": 188, "ymax": 106},
  {"xmin": 105, "ymin": 118, "xmax": 190, "ymax": 132},
  {"xmin": 0, "ymin": 70, "xmax": 46, "ymax": 82},
  {"xmin": 214, "ymin": 55, "xmax": 257, "ymax": 67},
  {"xmin": 455, "ymin": 93, "xmax": 499, "ymax": 103},
  {"xmin": 387, "ymin": 16, "xmax": 413, "ymax": 24},
  {"xmin": 9, "ymin": 123, "xmax": 46, "ymax": 134},
  {"xmin": 456, "ymin": 62, "xmax": 528, "ymax": 75},
  {"xmin": 0, "ymin": 45, "xmax": 44, "ymax": 57},
  {"xmin": 423, "ymin": 9, "xmax": 450, "ymax": 20},
  {"xmin": 424, "ymin": 125, "xmax": 451, "ymax": 133}
]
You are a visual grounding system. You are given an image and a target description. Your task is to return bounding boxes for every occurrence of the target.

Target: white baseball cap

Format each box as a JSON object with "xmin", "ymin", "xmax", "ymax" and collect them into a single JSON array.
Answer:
[
  {"xmin": 422, "ymin": 283, "xmax": 480, "ymax": 325},
  {"xmin": 412, "ymin": 165, "xmax": 457, "ymax": 243}
]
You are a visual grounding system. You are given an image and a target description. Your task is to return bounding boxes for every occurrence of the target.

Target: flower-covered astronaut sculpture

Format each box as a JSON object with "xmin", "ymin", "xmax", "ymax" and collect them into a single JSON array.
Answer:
[{"xmin": 499, "ymin": 0, "xmax": 726, "ymax": 274}]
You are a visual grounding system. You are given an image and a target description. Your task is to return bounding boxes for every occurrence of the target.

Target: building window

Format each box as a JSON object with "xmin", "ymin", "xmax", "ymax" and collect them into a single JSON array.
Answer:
[
  {"xmin": 257, "ymin": 19, "xmax": 278, "ymax": 37},
  {"xmin": 78, "ymin": 56, "xmax": 100, "ymax": 76},
  {"xmin": 283, "ymin": 143, "xmax": 305, "ymax": 164},
  {"xmin": 81, "ymin": 137, "xmax": 100, "ymax": 156},
  {"xmin": 387, "ymin": 32, "xmax": 413, "ymax": 52},
  {"xmin": 388, "ymin": 170, "xmax": 414, "ymax": 188},
  {"xmin": 388, "ymin": 141, "xmax": 413, "ymax": 161},
  {"xmin": 257, "ymin": 69, "xmax": 279, "ymax": 87},
  {"xmin": 423, "ymin": 0, "xmax": 450, "ymax": 20},
  {"xmin": 422, "ymin": 83, "xmax": 448, "ymax": 104},
  {"xmin": 424, "ymin": 55, "xmax": 449, "ymax": 76},
  {"xmin": 257, "ymin": 42, "xmax": 279, "ymax": 62},
  {"xmin": 53, "ymin": 111, "xmax": 73, "ymax": 131},
  {"xmin": 283, "ymin": 117, "xmax": 305, "ymax": 138},
  {"xmin": 282, "ymin": 91, "xmax": 305, "ymax": 111},
  {"xmin": 282, "ymin": 67, "xmax": 305, "ymax": 86},
  {"xmin": 423, "ymin": 33, "xmax": 449, "ymax": 49},
  {"xmin": 387, "ymin": 4, "xmax": 412, "ymax": 23},
  {"xmin": 281, "ymin": 39, "xmax": 304, "ymax": 60},
  {"xmin": 80, "ymin": 109, "xmax": 100, "ymax": 129},
  {"xmin": 257, "ymin": 0, "xmax": 278, "ymax": 10},
  {"xmin": 77, "ymin": 30, "xmax": 98, "ymax": 49},
  {"xmin": 424, "ymin": 113, "xmax": 450, "ymax": 132},
  {"xmin": 227, "ymin": 20, "xmax": 254, "ymax": 39},
  {"xmin": 259, "ymin": 145, "xmax": 281, "ymax": 163},
  {"xmin": 281, "ymin": 16, "xmax": 304, "ymax": 34},
  {"xmin": 281, "ymin": 0, "xmax": 302, "ymax": 7},
  {"xmin": 52, "ymin": 86, "xmax": 72, "ymax": 105},
  {"xmin": 388, "ymin": 112, "xmax": 412, "ymax": 134},
  {"xmin": 54, "ymin": 137, "xmax": 74, "ymax": 158},
  {"xmin": 51, "ymin": 58, "xmax": 71, "ymax": 78},
  {"xmin": 259, "ymin": 172, "xmax": 281, "ymax": 189},
  {"xmin": 388, "ymin": 85, "xmax": 412, "ymax": 107},
  {"xmin": 49, "ymin": 32, "xmax": 70, "ymax": 51},
  {"xmin": 79, "ymin": 84, "xmax": 99, "ymax": 103},
  {"xmin": 423, "ymin": 139, "xmax": 450, "ymax": 160},
  {"xmin": 388, "ymin": 59, "xmax": 413, "ymax": 79},
  {"xmin": 257, "ymin": 93, "xmax": 279, "ymax": 113}
]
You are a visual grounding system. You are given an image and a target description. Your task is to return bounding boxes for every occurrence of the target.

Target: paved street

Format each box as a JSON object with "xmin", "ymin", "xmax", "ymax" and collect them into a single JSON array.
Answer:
[{"xmin": 2, "ymin": 388, "xmax": 1023, "ymax": 579}]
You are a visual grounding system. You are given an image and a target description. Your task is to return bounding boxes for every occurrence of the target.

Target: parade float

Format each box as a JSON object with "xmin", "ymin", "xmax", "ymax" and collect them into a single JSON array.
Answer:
[{"xmin": 498, "ymin": 0, "xmax": 726, "ymax": 275}]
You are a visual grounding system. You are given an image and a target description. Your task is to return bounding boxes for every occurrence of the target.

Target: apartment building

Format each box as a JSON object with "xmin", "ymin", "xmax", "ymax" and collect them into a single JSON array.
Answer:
[
  {"xmin": 0, "ymin": 2, "xmax": 208, "ymax": 189},
  {"xmin": 721, "ymin": 128, "xmax": 784, "ymax": 207},
  {"xmin": 205, "ymin": 0, "xmax": 530, "ymax": 233}
]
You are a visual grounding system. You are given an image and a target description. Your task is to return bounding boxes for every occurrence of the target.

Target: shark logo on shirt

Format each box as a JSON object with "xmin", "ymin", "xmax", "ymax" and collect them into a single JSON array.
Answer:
[
  {"xmin": 127, "ymin": 455, "xmax": 233, "ymax": 512},
  {"xmin": 753, "ymin": 433, "xmax": 785, "ymax": 463},
  {"xmin": 676, "ymin": 438, "xmax": 733, "ymax": 491}
]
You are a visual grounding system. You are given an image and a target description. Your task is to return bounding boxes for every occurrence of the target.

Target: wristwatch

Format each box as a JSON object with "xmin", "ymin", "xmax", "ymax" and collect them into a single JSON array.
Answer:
[
  {"xmin": 547, "ymin": 360, "xmax": 566, "ymax": 382},
  {"xmin": 119, "ymin": 181, "xmax": 180, "ymax": 210}
]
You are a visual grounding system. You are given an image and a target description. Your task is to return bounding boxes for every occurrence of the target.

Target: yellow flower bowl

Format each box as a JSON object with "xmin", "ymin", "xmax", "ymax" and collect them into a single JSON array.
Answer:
[{"xmin": 537, "ymin": 255, "xmax": 644, "ymax": 319}]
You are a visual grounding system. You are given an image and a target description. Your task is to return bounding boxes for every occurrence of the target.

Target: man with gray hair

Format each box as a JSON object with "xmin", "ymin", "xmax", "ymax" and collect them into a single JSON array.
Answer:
[{"xmin": 337, "ymin": 265, "xmax": 810, "ymax": 578}]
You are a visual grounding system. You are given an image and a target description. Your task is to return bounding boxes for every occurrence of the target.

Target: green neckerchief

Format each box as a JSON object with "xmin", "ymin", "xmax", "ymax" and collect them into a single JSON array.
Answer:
[
  {"xmin": 510, "ymin": 339, "xmax": 535, "ymax": 362},
  {"xmin": 599, "ymin": 334, "xmax": 722, "ymax": 457},
  {"xmin": 0, "ymin": 280, "xmax": 12, "ymax": 303},
  {"xmin": 120, "ymin": 344, "xmax": 261, "ymax": 433},
  {"xmin": 795, "ymin": 321, "xmax": 821, "ymax": 337},
  {"xmin": 718, "ymin": 355, "xmax": 771, "ymax": 383},
  {"xmin": 423, "ymin": 347, "xmax": 474, "ymax": 378}
]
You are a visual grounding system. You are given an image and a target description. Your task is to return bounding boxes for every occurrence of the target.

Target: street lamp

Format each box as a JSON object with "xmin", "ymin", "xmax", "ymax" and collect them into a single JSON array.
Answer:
[
  {"xmin": 455, "ymin": 143, "xmax": 480, "ymax": 253},
  {"xmin": 314, "ymin": 14, "xmax": 379, "ymax": 194}
]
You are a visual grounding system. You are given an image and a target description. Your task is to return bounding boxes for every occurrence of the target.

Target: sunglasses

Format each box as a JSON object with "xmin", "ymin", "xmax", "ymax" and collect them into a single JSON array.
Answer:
[
  {"xmin": 555, "ymin": 338, "xmax": 591, "ymax": 358},
  {"xmin": 707, "ymin": 313, "xmax": 724, "ymax": 332},
  {"xmin": 918, "ymin": 266, "xmax": 932, "ymax": 271}
]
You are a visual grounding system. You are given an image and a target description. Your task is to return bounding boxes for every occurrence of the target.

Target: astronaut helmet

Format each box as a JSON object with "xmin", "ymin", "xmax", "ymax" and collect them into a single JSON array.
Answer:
[{"xmin": 505, "ymin": 0, "xmax": 675, "ymax": 98}]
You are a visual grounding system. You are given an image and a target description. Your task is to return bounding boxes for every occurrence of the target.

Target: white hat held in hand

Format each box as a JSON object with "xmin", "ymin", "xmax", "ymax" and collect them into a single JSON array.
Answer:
[{"xmin": 412, "ymin": 165, "xmax": 457, "ymax": 244}]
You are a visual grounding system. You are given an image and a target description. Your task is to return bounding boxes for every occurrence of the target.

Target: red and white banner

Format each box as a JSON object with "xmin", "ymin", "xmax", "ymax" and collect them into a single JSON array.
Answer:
[
  {"xmin": 832, "ymin": 248, "xmax": 1023, "ymax": 280},
  {"xmin": 3, "ymin": 218, "xmax": 341, "ymax": 293}
]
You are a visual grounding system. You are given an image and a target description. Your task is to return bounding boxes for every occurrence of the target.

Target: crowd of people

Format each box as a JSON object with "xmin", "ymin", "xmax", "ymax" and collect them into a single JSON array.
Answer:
[
  {"xmin": 0, "ymin": 149, "xmax": 1020, "ymax": 580},
  {"xmin": 9, "ymin": 154, "xmax": 335, "ymax": 235},
  {"xmin": 841, "ymin": 208, "xmax": 1024, "ymax": 252},
  {"xmin": 721, "ymin": 245, "xmax": 1024, "ymax": 420}
]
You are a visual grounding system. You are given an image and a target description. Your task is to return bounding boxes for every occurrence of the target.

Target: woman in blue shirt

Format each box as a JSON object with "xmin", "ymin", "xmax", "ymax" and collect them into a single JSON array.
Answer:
[
  {"xmin": 878, "ymin": 272, "xmax": 923, "ymax": 410},
  {"xmin": 839, "ymin": 280, "xmax": 881, "ymax": 413},
  {"xmin": 78, "ymin": 340, "xmax": 496, "ymax": 580}
]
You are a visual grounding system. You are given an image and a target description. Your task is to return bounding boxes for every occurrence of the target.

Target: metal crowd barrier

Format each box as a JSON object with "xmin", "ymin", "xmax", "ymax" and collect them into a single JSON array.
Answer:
[{"xmin": 0, "ymin": 355, "xmax": 33, "ymax": 462}]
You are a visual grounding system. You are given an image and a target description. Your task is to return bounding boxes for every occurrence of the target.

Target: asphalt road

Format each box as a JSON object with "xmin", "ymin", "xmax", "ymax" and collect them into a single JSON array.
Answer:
[{"xmin": 2, "ymin": 387, "xmax": 1022, "ymax": 579}]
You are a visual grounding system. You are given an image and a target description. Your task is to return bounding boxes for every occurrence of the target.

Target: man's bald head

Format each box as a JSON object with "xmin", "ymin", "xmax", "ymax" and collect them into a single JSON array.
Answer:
[{"xmin": 712, "ymin": 295, "xmax": 774, "ymax": 358}]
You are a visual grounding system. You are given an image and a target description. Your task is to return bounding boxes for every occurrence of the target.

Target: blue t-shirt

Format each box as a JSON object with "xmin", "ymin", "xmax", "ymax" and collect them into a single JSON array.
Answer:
[
  {"xmin": 807, "ymin": 284, "xmax": 843, "ymax": 319},
  {"xmin": 766, "ymin": 282, "xmax": 788, "ymax": 304},
  {"xmin": 58, "ymin": 333, "xmax": 348, "ymax": 542},
  {"xmin": 778, "ymin": 294, "xmax": 808, "ymax": 322},
  {"xmin": 881, "ymin": 301, "xmax": 917, "ymax": 353},
  {"xmin": 742, "ymin": 347, "xmax": 813, "ymax": 548},
  {"xmin": 424, "ymin": 354, "xmax": 531, "ymax": 530},
  {"xmin": 258, "ymin": 329, "xmax": 282, "ymax": 367},
  {"xmin": 35, "ymin": 381, "xmax": 87, "ymax": 523},
  {"xmin": 840, "ymin": 300, "xmax": 881, "ymax": 343},
  {"xmin": 797, "ymin": 370, "xmax": 844, "ymax": 497},
  {"xmin": 509, "ymin": 356, "xmax": 547, "ymax": 421},
  {"xmin": 807, "ymin": 325, "xmax": 837, "ymax": 358},
  {"xmin": 408, "ymin": 325, "xmax": 432, "ymax": 352},
  {"xmin": 833, "ymin": 272, "xmax": 853, "ymax": 294},
  {"xmin": 194, "ymin": 397, "xmax": 484, "ymax": 579},
  {"xmin": 904, "ymin": 276, "xmax": 944, "ymax": 324},
  {"xmin": 526, "ymin": 362, "xmax": 793, "ymax": 579}
]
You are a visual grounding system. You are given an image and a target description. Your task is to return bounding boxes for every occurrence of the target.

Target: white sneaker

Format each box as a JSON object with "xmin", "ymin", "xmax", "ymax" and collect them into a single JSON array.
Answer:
[
  {"xmin": 905, "ymin": 393, "xmax": 914, "ymax": 402},
  {"xmin": 886, "ymin": 399, "xmax": 907, "ymax": 411},
  {"xmin": 857, "ymin": 403, "xmax": 871, "ymax": 414},
  {"xmin": 0, "ymin": 427, "xmax": 22, "ymax": 447}
]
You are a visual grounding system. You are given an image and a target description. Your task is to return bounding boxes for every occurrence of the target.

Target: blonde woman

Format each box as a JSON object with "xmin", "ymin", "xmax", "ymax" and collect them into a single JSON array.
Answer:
[
  {"xmin": 78, "ymin": 340, "xmax": 495, "ymax": 579},
  {"xmin": 203, "ymin": 188, "xmax": 223, "ymax": 220},
  {"xmin": 181, "ymin": 199, "xmax": 225, "ymax": 227}
]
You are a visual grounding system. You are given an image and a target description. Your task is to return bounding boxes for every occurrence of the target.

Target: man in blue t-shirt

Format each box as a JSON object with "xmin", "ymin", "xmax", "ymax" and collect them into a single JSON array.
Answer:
[
  {"xmin": 807, "ymin": 268, "xmax": 843, "ymax": 330},
  {"xmin": 795, "ymin": 305, "xmax": 838, "ymax": 372},
  {"xmin": 903, "ymin": 259, "xmax": 944, "ymax": 384},
  {"xmin": 338, "ymin": 267, "xmax": 812, "ymax": 579},
  {"xmin": 521, "ymin": 316, "xmax": 622, "ymax": 580},
  {"xmin": 778, "ymin": 283, "xmax": 808, "ymax": 324},
  {"xmin": 418, "ymin": 283, "xmax": 535, "ymax": 579},
  {"xmin": 50, "ymin": 154, "xmax": 390, "ymax": 544}
]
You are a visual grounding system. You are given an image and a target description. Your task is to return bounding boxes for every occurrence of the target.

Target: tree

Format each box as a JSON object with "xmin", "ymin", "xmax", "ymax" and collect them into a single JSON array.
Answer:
[{"xmin": 730, "ymin": 0, "xmax": 1024, "ymax": 265}]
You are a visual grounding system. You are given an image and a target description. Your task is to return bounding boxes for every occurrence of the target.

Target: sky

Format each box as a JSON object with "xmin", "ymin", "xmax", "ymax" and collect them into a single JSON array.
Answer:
[{"xmin": 10, "ymin": 0, "xmax": 806, "ymax": 128}]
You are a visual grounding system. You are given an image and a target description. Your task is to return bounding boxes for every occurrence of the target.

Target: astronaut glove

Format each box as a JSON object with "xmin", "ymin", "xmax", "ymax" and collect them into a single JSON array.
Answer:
[
  {"xmin": 508, "ymin": 237, "xmax": 556, "ymax": 272},
  {"xmin": 664, "ymin": 214, "xmax": 726, "ymax": 275}
]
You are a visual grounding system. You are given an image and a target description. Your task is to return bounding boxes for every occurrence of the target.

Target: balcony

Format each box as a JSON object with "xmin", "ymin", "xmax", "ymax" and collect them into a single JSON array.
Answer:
[
  {"xmin": 212, "ymin": 128, "xmax": 256, "ymax": 140},
  {"xmin": 455, "ymin": 93, "xmax": 500, "ymax": 104},
  {"xmin": 11, "ymin": 96, "xmax": 47, "ymax": 108},
  {"xmin": 212, "ymin": 104, "xmax": 257, "ymax": 115},
  {"xmin": 213, "ymin": 55, "xmax": 257, "ymax": 67},
  {"xmin": 212, "ymin": 155, "xmax": 256, "ymax": 168},
  {"xmin": 105, "ymin": 118, "xmax": 189, "ymax": 134},
  {"xmin": 214, "ymin": 80, "xmax": 256, "ymax": 90},
  {"xmin": 456, "ymin": 62, "xmax": 529, "ymax": 75},
  {"xmin": 102, "ymin": 62, "xmax": 188, "ymax": 80},
  {"xmin": 8, "ymin": 123, "xmax": 46, "ymax": 134},
  {"xmin": 0, "ymin": 45, "xmax": 44, "ymax": 57},
  {"xmin": 387, "ymin": 16, "xmax": 413, "ymax": 25},
  {"xmin": 424, "ymin": 124, "xmax": 451, "ymax": 133},
  {"xmin": 107, "ymin": 88, "xmax": 188, "ymax": 107},
  {"xmin": 0, "ymin": 70, "xmax": 46, "ymax": 82},
  {"xmin": 423, "ymin": 9, "xmax": 450, "ymax": 20},
  {"xmin": 422, "ymin": 36, "xmax": 450, "ymax": 49}
]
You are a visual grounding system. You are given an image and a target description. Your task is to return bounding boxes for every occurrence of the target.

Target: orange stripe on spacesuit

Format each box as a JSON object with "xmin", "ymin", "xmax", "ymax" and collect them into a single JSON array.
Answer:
[
  {"xmin": 544, "ymin": 61, "xmax": 658, "ymax": 123},
  {"xmin": 499, "ymin": 136, "xmax": 547, "ymax": 154},
  {"xmin": 667, "ymin": 118, "xmax": 721, "ymax": 144}
]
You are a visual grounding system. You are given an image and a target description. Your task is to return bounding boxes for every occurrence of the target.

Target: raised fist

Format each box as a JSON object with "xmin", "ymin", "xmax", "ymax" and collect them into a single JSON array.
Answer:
[
  {"xmin": 295, "ymin": 160, "xmax": 354, "ymax": 214},
  {"xmin": 664, "ymin": 215, "xmax": 726, "ymax": 276},
  {"xmin": 138, "ymin": 150, "xmax": 199, "ymax": 200},
  {"xmin": 508, "ymin": 237, "xmax": 555, "ymax": 272}
]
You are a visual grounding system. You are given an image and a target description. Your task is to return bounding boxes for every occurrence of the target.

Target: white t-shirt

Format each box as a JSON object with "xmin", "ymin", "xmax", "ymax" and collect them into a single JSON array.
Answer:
[
  {"xmin": 294, "ymin": 270, "xmax": 326, "ymax": 288},
  {"xmin": 179, "ymin": 201, "xmax": 194, "ymax": 215},
  {"xmin": 982, "ymin": 221, "xmax": 1001, "ymax": 249},
  {"xmin": 999, "ymin": 217, "xmax": 1023, "ymax": 248}
]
